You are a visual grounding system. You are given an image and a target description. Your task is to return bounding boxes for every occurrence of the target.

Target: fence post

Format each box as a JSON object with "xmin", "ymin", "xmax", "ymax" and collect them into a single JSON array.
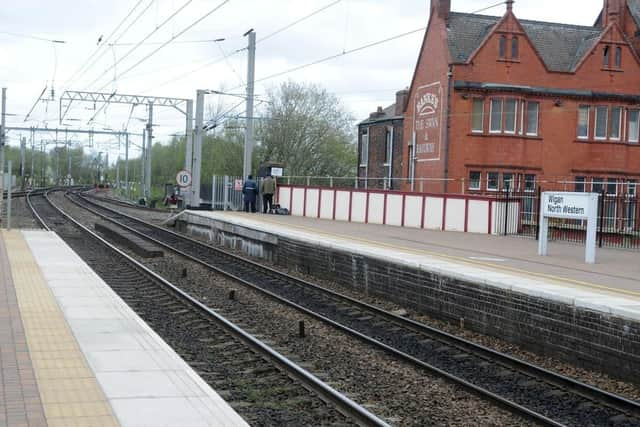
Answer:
[
  {"xmin": 212, "ymin": 175, "xmax": 217, "ymax": 209},
  {"xmin": 503, "ymin": 188, "xmax": 509, "ymax": 235},
  {"xmin": 329, "ymin": 176, "xmax": 333, "ymax": 188},
  {"xmin": 598, "ymin": 190, "xmax": 605, "ymax": 248},
  {"xmin": 223, "ymin": 175, "xmax": 229, "ymax": 211},
  {"xmin": 306, "ymin": 176, "xmax": 310, "ymax": 187},
  {"xmin": 535, "ymin": 186, "xmax": 541, "ymax": 240}
]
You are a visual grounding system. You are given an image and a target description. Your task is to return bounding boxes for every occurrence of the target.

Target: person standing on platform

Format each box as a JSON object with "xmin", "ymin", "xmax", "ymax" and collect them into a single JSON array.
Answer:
[
  {"xmin": 260, "ymin": 175, "xmax": 276, "ymax": 213},
  {"xmin": 242, "ymin": 175, "xmax": 259, "ymax": 213}
]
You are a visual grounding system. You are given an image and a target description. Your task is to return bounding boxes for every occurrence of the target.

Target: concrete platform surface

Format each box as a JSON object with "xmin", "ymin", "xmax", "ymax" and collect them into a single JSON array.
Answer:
[
  {"xmin": 1, "ymin": 229, "xmax": 248, "ymax": 427},
  {"xmin": 184, "ymin": 211, "xmax": 640, "ymax": 321}
]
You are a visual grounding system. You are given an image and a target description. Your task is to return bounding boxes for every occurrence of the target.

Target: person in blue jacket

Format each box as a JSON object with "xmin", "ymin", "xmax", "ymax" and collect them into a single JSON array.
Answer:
[{"xmin": 242, "ymin": 175, "xmax": 259, "ymax": 213}]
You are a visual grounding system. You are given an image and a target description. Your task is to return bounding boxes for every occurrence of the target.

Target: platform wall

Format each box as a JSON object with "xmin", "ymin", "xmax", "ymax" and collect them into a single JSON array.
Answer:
[
  {"xmin": 176, "ymin": 212, "xmax": 640, "ymax": 384},
  {"xmin": 277, "ymin": 185, "xmax": 520, "ymax": 235}
]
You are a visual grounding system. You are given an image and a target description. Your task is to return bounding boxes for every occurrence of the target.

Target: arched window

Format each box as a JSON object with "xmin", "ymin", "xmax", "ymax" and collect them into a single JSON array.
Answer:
[
  {"xmin": 615, "ymin": 46, "xmax": 622, "ymax": 67},
  {"xmin": 604, "ymin": 45, "xmax": 610, "ymax": 67},
  {"xmin": 499, "ymin": 35, "xmax": 506, "ymax": 58},
  {"xmin": 511, "ymin": 37, "xmax": 519, "ymax": 59}
]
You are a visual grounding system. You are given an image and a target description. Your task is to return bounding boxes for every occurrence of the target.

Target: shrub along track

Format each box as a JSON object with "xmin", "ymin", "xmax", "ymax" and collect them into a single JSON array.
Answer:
[{"xmin": 28, "ymin": 190, "xmax": 387, "ymax": 427}]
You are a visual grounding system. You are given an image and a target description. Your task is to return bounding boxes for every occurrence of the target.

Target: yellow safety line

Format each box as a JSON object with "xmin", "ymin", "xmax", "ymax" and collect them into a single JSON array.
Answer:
[{"xmin": 226, "ymin": 213, "xmax": 640, "ymax": 300}]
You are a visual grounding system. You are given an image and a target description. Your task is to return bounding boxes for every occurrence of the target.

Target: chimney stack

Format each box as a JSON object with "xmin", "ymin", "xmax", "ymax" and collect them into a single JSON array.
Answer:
[
  {"xmin": 506, "ymin": 0, "xmax": 514, "ymax": 13},
  {"xmin": 603, "ymin": 0, "xmax": 625, "ymax": 26},
  {"xmin": 430, "ymin": 0, "xmax": 451, "ymax": 20},
  {"xmin": 395, "ymin": 89, "xmax": 409, "ymax": 116}
]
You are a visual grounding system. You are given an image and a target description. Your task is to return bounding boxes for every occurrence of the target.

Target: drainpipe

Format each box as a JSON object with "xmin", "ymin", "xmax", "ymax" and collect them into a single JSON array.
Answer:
[
  {"xmin": 388, "ymin": 125, "xmax": 394, "ymax": 189},
  {"xmin": 442, "ymin": 65, "xmax": 453, "ymax": 194},
  {"xmin": 410, "ymin": 130, "xmax": 416, "ymax": 192}
]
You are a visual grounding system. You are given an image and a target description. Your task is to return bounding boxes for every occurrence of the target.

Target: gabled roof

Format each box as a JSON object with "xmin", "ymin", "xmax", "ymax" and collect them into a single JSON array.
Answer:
[
  {"xmin": 447, "ymin": 12, "xmax": 602, "ymax": 72},
  {"xmin": 629, "ymin": 0, "xmax": 640, "ymax": 27},
  {"xmin": 358, "ymin": 103, "xmax": 401, "ymax": 126}
]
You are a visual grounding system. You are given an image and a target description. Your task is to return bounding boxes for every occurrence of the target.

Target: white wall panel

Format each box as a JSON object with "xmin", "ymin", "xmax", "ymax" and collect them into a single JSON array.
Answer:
[
  {"xmin": 424, "ymin": 197, "xmax": 444, "ymax": 230},
  {"xmin": 305, "ymin": 189, "xmax": 319, "ymax": 217},
  {"xmin": 351, "ymin": 192, "xmax": 367, "ymax": 223},
  {"xmin": 404, "ymin": 196, "xmax": 423, "ymax": 228},
  {"xmin": 386, "ymin": 194, "xmax": 403, "ymax": 226},
  {"xmin": 291, "ymin": 188, "xmax": 305, "ymax": 216},
  {"xmin": 319, "ymin": 189, "xmax": 335, "ymax": 219},
  {"xmin": 277, "ymin": 187, "xmax": 291, "ymax": 212},
  {"xmin": 445, "ymin": 198, "xmax": 465, "ymax": 231},
  {"xmin": 335, "ymin": 191, "xmax": 350, "ymax": 221},
  {"xmin": 368, "ymin": 193, "xmax": 385, "ymax": 224},
  {"xmin": 467, "ymin": 200, "xmax": 489, "ymax": 233}
]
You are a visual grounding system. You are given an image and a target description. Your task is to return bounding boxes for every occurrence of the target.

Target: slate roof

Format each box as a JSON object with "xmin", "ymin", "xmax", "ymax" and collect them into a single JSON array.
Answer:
[
  {"xmin": 447, "ymin": 12, "xmax": 603, "ymax": 72},
  {"xmin": 629, "ymin": 0, "xmax": 640, "ymax": 27},
  {"xmin": 358, "ymin": 103, "xmax": 401, "ymax": 126}
]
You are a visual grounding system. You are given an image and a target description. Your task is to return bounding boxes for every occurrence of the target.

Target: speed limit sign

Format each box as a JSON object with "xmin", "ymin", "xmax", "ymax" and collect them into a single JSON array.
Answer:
[{"xmin": 176, "ymin": 170, "xmax": 192, "ymax": 187}]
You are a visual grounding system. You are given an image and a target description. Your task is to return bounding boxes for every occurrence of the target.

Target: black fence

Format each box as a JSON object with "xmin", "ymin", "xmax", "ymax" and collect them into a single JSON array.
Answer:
[{"xmin": 493, "ymin": 189, "xmax": 640, "ymax": 250}]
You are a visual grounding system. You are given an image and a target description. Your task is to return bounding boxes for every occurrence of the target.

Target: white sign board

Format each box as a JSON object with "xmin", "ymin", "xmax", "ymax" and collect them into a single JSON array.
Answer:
[
  {"xmin": 538, "ymin": 192, "xmax": 599, "ymax": 263},
  {"xmin": 270, "ymin": 167, "xmax": 283, "ymax": 177},
  {"xmin": 176, "ymin": 170, "xmax": 192, "ymax": 188}
]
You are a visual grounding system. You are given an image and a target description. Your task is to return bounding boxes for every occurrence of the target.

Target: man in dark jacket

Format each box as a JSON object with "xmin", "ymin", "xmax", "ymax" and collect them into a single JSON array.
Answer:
[
  {"xmin": 260, "ymin": 175, "xmax": 276, "ymax": 213},
  {"xmin": 242, "ymin": 175, "xmax": 259, "ymax": 213}
]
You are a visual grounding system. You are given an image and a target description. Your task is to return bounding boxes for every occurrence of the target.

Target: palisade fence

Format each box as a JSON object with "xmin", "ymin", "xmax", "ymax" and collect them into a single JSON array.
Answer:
[{"xmin": 493, "ymin": 188, "xmax": 640, "ymax": 250}]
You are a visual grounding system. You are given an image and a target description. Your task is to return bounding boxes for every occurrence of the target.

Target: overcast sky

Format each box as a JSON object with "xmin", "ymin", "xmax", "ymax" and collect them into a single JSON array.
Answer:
[{"xmin": 1, "ymin": 0, "xmax": 604, "ymax": 161}]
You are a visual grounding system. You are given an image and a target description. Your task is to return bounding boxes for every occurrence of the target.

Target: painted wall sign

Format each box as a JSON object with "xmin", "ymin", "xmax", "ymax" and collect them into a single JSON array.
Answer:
[{"xmin": 413, "ymin": 81, "xmax": 443, "ymax": 162}]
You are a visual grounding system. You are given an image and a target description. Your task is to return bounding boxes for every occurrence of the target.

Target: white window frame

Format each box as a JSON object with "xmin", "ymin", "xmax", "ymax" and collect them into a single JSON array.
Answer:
[
  {"xmin": 383, "ymin": 128, "xmax": 392, "ymax": 166},
  {"xmin": 526, "ymin": 101, "xmax": 539, "ymax": 136},
  {"xmin": 519, "ymin": 100, "xmax": 525, "ymax": 135},
  {"xmin": 471, "ymin": 99, "xmax": 484, "ymax": 133},
  {"xmin": 629, "ymin": 109, "xmax": 640, "ymax": 143},
  {"xmin": 504, "ymin": 98, "xmax": 517, "ymax": 134},
  {"xmin": 524, "ymin": 174, "xmax": 536, "ymax": 192},
  {"xmin": 575, "ymin": 176, "xmax": 586, "ymax": 192},
  {"xmin": 487, "ymin": 172, "xmax": 499, "ymax": 191},
  {"xmin": 469, "ymin": 171, "xmax": 481, "ymax": 190},
  {"xmin": 577, "ymin": 105, "xmax": 590, "ymax": 140},
  {"xmin": 606, "ymin": 178, "xmax": 618, "ymax": 195},
  {"xmin": 360, "ymin": 132, "xmax": 369, "ymax": 167},
  {"xmin": 628, "ymin": 180, "xmax": 637, "ymax": 197},
  {"xmin": 489, "ymin": 99, "xmax": 503, "ymax": 133},
  {"xmin": 594, "ymin": 106, "xmax": 608, "ymax": 140},
  {"xmin": 502, "ymin": 172, "xmax": 514, "ymax": 192},
  {"xmin": 610, "ymin": 106, "xmax": 622, "ymax": 141}
]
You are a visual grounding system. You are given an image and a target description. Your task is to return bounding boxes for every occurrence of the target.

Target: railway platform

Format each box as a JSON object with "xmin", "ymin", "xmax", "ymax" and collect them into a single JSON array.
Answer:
[
  {"xmin": 0, "ymin": 229, "xmax": 248, "ymax": 427},
  {"xmin": 173, "ymin": 210, "xmax": 640, "ymax": 381}
]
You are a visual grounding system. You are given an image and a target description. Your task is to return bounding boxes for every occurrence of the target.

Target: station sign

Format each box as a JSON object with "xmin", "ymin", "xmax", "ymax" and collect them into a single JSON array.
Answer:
[
  {"xmin": 538, "ymin": 192, "xmax": 599, "ymax": 263},
  {"xmin": 271, "ymin": 167, "xmax": 283, "ymax": 177},
  {"xmin": 176, "ymin": 170, "xmax": 192, "ymax": 187}
]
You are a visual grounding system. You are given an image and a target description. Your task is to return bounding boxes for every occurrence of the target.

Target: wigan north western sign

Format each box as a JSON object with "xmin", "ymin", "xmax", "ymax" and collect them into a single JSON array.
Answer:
[{"xmin": 413, "ymin": 82, "xmax": 443, "ymax": 161}]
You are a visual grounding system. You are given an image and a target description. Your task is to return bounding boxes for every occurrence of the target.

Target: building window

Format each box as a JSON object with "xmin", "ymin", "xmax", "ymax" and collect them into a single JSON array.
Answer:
[
  {"xmin": 504, "ymin": 98, "xmax": 517, "ymax": 133},
  {"xmin": 524, "ymin": 174, "xmax": 536, "ymax": 192},
  {"xmin": 502, "ymin": 172, "xmax": 514, "ymax": 191},
  {"xmin": 615, "ymin": 46, "xmax": 622, "ymax": 68},
  {"xmin": 469, "ymin": 171, "xmax": 481, "ymax": 190},
  {"xmin": 472, "ymin": 98, "xmax": 484, "ymax": 133},
  {"xmin": 384, "ymin": 128, "xmax": 392, "ymax": 164},
  {"xmin": 487, "ymin": 172, "xmax": 499, "ymax": 191},
  {"xmin": 594, "ymin": 106, "xmax": 608, "ymax": 140},
  {"xmin": 519, "ymin": 100, "xmax": 525, "ymax": 135},
  {"xmin": 604, "ymin": 46, "xmax": 610, "ymax": 67},
  {"xmin": 490, "ymin": 99, "xmax": 503, "ymax": 133},
  {"xmin": 610, "ymin": 107, "xmax": 622, "ymax": 140},
  {"xmin": 526, "ymin": 101, "xmax": 539, "ymax": 136},
  {"xmin": 628, "ymin": 180, "xmax": 637, "ymax": 196},
  {"xmin": 592, "ymin": 177, "xmax": 604, "ymax": 193},
  {"xmin": 499, "ymin": 35, "xmax": 506, "ymax": 58},
  {"xmin": 360, "ymin": 130, "xmax": 369, "ymax": 166},
  {"xmin": 577, "ymin": 105, "xmax": 590, "ymax": 139},
  {"xmin": 575, "ymin": 176, "xmax": 586, "ymax": 192},
  {"xmin": 511, "ymin": 37, "xmax": 519, "ymax": 59},
  {"xmin": 629, "ymin": 110, "xmax": 640, "ymax": 143},
  {"xmin": 606, "ymin": 178, "xmax": 618, "ymax": 195}
]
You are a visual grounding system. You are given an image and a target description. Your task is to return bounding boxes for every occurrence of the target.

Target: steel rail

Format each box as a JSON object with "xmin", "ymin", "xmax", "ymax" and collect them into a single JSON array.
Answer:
[
  {"xmin": 31, "ymin": 190, "xmax": 391, "ymax": 427},
  {"xmin": 70, "ymin": 192, "xmax": 582, "ymax": 426}
]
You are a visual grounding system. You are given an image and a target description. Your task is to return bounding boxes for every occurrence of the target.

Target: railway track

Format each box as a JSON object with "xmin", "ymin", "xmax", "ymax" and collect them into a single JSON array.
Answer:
[
  {"xmin": 27, "ymin": 190, "xmax": 389, "ymax": 427},
  {"xmin": 73, "ymin": 190, "xmax": 640, "ymax": 427}
]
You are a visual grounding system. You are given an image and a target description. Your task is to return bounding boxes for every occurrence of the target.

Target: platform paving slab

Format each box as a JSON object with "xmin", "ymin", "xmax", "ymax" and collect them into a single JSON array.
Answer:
[{"xmin": 1, "ymin": 230, "xmax": 249, "ymax": 427}]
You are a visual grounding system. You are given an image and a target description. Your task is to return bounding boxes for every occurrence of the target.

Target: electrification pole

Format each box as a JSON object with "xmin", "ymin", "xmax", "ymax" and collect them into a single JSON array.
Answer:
[
  {"xmin": 184, "ymin": 99, "xmax": 194, "ymax": 206},
  {"xmin": 125, "ymin": 132, "xmax": 129, "ymax": 199},
  {"xmin": 0, "ymin": 88, "xmax": 6, "ymax": 218},
  {"xmin": 145, "ymin": 103, "xmax": 153, "ymax": 200},
  {"xmin": 193, "ymin": 90, "xmax": 205, "ymax": 207},
  {"xmin": 20, "ymin": 137, "xmax": 26, "ymax": 190},
  {"xmin": 243, "ymin": 30, "xmax": 256, "ymax": 180},
  {"xmin": 141, "ymin": 128, "xmax": 146, "ymax": 198}
]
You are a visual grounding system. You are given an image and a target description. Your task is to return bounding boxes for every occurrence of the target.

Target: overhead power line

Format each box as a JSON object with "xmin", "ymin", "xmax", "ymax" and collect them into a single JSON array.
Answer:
[
  {"xmin": 96, "ymin": 0, "xmax": 232, "ymax": 92},
  {"xmin": 62, "ymin": 0, "xmax": 149, "ymax": 89},
  {"xmin": 85, "ymin": 0, "xmax": 195, "ymax": 91},
  {"xmin": 257, "ymin": 0, "xmax": 342, "ymax": 44},
  {"xmin": 252, "ymin": 26, "xmax": 426, "ymax": 85},
  {"xmin": 0, "ymin": 31, "xmax": 66, "ymax": 43}
]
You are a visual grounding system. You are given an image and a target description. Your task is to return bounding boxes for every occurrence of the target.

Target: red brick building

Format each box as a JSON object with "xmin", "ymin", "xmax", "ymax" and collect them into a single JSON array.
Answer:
[
  {"xmin": 402, "ymin": 0, "xmax": 640, "ymax": 196},
  {"xmin": 357, "ymin": 90, "xmax": 407, "ymax": 189}
]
